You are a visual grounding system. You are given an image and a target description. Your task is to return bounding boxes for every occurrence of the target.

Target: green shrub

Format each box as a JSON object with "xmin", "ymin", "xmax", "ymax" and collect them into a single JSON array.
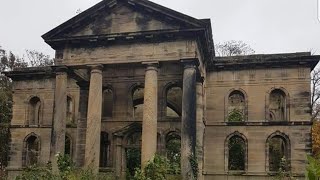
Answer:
[
  {"xmin": 189, "ymin": 153, "xmax": 198, "ymax": 179},
  {"xmin": 228, "ymin": 109, "xmax": 243, "ymax": 122},
  {"xmin": 15, "ymin": 154, "xmax": 114, "ymax": 180},
  {"xmin": 15, "ymin": 163, "xmax": 58, "ymax": 180},
  {"xmin": 306, "ymin": 155, "xmax": 320, "ymax": 180},
  {"xmin": 57, "ymin": 154, "xmax": 74, "ymax": 179},
  {"xmin": 133, "ymin": 154, "xmax": 182, "ymax": 180}
]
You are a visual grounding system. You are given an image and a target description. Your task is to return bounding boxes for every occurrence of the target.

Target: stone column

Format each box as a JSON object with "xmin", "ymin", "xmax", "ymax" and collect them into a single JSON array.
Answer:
[
  {"xmin": 181, "ymin": 59, "xmax": 198, "ymax": 180},
  {"xmin": 51, "ymin": 66, "xmax": 68, "ymax": 172},
  {"xmin": 75, "ymin": 82, "xmax": 89, "ymax": 167},
  {"xmin": 141, "ymin": 63, "xmax": 158, "ymax": 168},
  {"xmin": 84, "ymin": 65, "xmax": 103, "ymax": 172},
  {"xmin": 196, "ymin": 78, "xmax": 205, "ymax": 180}
]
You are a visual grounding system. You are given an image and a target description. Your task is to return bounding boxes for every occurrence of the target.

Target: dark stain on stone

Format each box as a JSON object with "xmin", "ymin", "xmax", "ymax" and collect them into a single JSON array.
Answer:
[
  {"xmin": 135, "ymin": 15, "xmax": 151, "ymax": 31},
  {"xmin": 299, "ymin": 91, "xmax": 310, "ymax": 97}
]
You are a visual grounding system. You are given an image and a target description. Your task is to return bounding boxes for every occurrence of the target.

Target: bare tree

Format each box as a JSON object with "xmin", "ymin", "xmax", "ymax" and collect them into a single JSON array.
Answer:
[
  {"xmin": 25, "ymin": 50, "xmax": 54, "ymax": 67},
  {"xmin": 215, "ymin": 40, "xmax": 255, "ymax": 56}
]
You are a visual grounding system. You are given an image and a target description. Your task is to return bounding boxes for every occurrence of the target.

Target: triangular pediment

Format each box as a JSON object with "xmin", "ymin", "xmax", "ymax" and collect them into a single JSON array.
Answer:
[
  {"xmin": 68, "ymin": 5, "xmax": 180, "ymax": 37},
  {"xmin": 42, "ymin": 0, "xmax": 207, "ymax": 40}
]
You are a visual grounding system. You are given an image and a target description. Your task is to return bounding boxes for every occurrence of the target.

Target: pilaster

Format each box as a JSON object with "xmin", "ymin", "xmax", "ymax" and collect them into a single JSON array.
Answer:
[
  {"xmin": 181, "ymin": 59, "xmax": 198, "ymax": 180},
  {"xmin": 196, "ymin": 76, "xmax": 205, "ymax": 180}
]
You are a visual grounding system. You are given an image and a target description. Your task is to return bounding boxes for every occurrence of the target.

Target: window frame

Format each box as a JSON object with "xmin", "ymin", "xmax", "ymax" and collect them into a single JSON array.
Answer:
[
  {"xmin": 225, "ymin": 89, "xmax": 248, "ymax": 122},
  {"xmin": 225, "ymin": 131, "xmax": 248, "ymax": 174},
  {"xmin": 265, "ymin": 131, "xmax": 291, "ymax": 173}
]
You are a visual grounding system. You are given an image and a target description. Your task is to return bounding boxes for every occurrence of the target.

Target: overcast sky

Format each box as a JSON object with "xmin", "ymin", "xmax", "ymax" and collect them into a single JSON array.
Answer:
[{"xmin": 0, "ymin": 0, "xmax": 319, "ymax": 58}]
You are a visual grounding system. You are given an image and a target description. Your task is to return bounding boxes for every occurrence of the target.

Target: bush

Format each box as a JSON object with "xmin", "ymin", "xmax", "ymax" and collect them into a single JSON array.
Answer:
[
  {"xmin": 15, "ymin": 163, "xmax": 58, "ymax": 180},
  {"xmin": 273, "ymin": 157, "xmax": 294, "ymax": 180},
  {"xmin": 15, "ymin": 154, "xmax": 114, "ymax": 180},
  {"xmin": 133, "ymin": 154, "xmax": 182, "ymax": 180},
  {"xmin": 306, "ymin": 155, "xmax": 320, "ymax": 180}
]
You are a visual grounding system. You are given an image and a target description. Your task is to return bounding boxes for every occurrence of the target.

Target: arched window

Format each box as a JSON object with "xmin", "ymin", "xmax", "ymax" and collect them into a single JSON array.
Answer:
[
  {"xmin": 102, "ymin": 89, "xmax": 113, "ymax": 118},
  {"xmin": 66, "ymin": 96, "xmax": 74, "ymax": 124},
  {"xmin": 267, "ymin": 132, "xmax": 290, "ymax": 172},
  {"xmin": 132, "ymin": 87, "xmax": 144, "ymax": 118},
  {"xmin": 24, "ymin": 134, "xmax": 40, "ymax": 166},
  {"xmin": 100, "ymin": 131, "xmax": 110, "ymax": 167},
  {"xmin": 166, "ymin": 132, "xmax": 181, "ymax": 171},
  {"xmin": 227, "ymin": 135, "xmax": 246, "ymax": 171},
  {"xmin": 166, "ymin": 86, "xmax": 182, "ymax": 118},
  {"xmin": 29, "ymin": 97, "xmax": 41, "ymax": 125},
  {"xmin": 269, "ymin": 89, "xmax": 287, "ymax": 121},
  {"xmin": 65, "ymin": 135, "xmax": 72, "ymax": 157},
  {"xmin": 228, "ymin": 91, "xmax": 246, "ymax": 122}
]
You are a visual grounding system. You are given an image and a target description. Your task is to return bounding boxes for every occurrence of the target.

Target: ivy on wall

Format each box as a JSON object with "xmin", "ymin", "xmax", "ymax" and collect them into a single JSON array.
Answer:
[{"xmin": 228, "ymin": 109, "xmax": 244, "ymax": 122}]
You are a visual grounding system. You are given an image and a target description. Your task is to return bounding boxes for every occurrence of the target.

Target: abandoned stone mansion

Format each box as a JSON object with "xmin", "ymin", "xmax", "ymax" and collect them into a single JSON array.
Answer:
[{"xmin": 4, "ymin": 0, "xmax": 320, "ymax": 179}]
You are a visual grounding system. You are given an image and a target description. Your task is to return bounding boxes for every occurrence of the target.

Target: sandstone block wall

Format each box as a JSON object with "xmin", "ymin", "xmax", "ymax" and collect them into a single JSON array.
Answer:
[{"xmin": 203, "ymin": 66, "xmax": 312, "ymax": 179}]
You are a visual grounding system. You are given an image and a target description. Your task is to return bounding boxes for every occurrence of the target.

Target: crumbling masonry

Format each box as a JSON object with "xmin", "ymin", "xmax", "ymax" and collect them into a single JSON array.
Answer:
[{"xmin": 4, "ymin": 0, "xmax": 320, "ymax": 179}]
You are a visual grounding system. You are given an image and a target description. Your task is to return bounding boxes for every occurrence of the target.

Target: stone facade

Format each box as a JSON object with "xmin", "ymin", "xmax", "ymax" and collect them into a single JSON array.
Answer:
[{"xmin": 4, "ymin": 0, "xmax": 320, "ymax": 179}]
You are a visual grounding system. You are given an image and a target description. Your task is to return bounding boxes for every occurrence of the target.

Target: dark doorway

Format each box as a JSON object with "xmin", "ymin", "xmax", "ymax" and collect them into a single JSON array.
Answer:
[{"xmin": 126, "ymin": 148, "xmax": 141, "ymax": 178}]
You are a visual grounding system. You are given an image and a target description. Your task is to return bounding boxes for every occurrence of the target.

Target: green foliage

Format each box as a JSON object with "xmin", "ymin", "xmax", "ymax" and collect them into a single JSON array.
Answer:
[
  {"xmin": 132, "ymin": 168, "xmax": 145, "ymax": 180},
  {"xmin": 228, "ymin": 109, "xmax": 243, "ymax": 122},
  {"xmin": 0, "ymin": 126, "xmax": 10, "ymax": 168},
  {"xmin": 272, "ymin": 157, "xmax": 293, "ymax": 180},
  {"xmin": 228, "ymin": 136, "xmax": 245, "ymax": 171},
  {"xmin": 15, "ymin": 163, "xmax": 58, "ymax": 180},
  {"xmin": 0, "ymin": 75, "xmax": 12, "ymax": 168},
  {"xmin": 126, "ymin": 148, "xmax": 141, "ymax": 179},
  {"xmin": 269, "ymin": 138, "xmax": 288, "ymax": 172},
  {"xmin": 306, "ymin": 155, "xmax": 320, "ymax": 180},
  {"xmin": 133, "ymin": 154, "xmax": 182, "ymax": 180},
  {"xmin": 57, "ymin": 154, "xmax": 74, "ymax": 179},
  {"xmin": 0, "ymin": 78, "xmax": 12, "ymax": 124},
  {"xmin": 166, "ymin": 138, "xmax": 181, "ymax": 174},
  {"xmin": 0, "ymin": 50, "xmax": 28, "ymax": 71},
  {"xmin": 144, "ymin": 155, "xmax": 168, "ymax": 180},
  {"xmin": 189, "ymin": 153, "xmax": 198, "ymax": 180},
  {"xmin": 15, "ymin": 154, "xmax": 114, "ymax": 180}
]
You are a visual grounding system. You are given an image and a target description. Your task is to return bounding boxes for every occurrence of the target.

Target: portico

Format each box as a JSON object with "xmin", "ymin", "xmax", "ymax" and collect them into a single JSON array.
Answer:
[
  {"xmin": 6, "ymin": 0, "xmax": 213, "ymax": 179},
  {"xmin": 67, "ymin": 59, "xmax": 202, "ymax": 177}
]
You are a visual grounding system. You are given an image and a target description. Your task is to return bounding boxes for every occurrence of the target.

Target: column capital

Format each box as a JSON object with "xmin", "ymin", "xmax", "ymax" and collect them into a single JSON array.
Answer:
[
  {"xmin": 53, "ymin": 66, "xmax": 68, "ymax": 75},
  {"xmin": 181, "ymin": 58, "xmax": 200, "ymax": 69},
  {"xmin": 87, "ymin": 64, "xmax": 103, "ymax": 74},
  {"xmin": 142, "ymin": 61, "xmax": 159, "ymax": 72},
  {"xmin": 87, "ymin": 64, "xmax": 103, "ymax": 70}
]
